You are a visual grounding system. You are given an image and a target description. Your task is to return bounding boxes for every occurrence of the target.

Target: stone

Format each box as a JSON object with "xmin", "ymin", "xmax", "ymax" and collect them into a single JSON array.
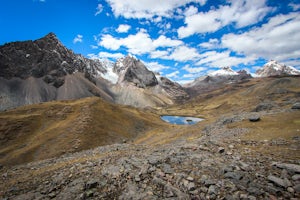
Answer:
[
  {"xmin": 294, "ymin": 184, "xmax": 300, "ymax": 193},
  {"xmin": 48, "ymin": 192, "xmax": 56, "ymax": 199},
  {"xmin": 268, "ymin": 175, "xmax": 292, "ymax": 188},
  {"xmin": 272, "ymin": 162, "xmax": 300, "ymax": 174},
  {"xmin": 291, "ymin": 102, "xmax": 300, "ymax": 109},
  {"xmin": 134, "ymin": 175, "xmax": 141, "ymax": 182},
  {"xmin": 252, "ymin": 102, "xmax": 274, "ymax": 112},
  {"xmin": 287, "ymin": 187, "xmax": 294, "ymax": 193},
  {"xmin": 85, "ymin": 179, "xmax": 98, "ymax": 190},
  {"xmin": 248, "ymin": 196, "xmax": 257, "ymax": 200},
  {"xmin": 162, "ymin": 164, "xmax": 174, "ymax": 174},
  {"xmin": 185, "ymin": 181, "xmax": 196, "ymax": 191},
  {"xmin": 218, "ymin": 147, "xmax": 225, "ymax": 153},
  {"xmin": 208, "ymin": 185, "xmax": 217, "ymax": 195},
  {"xmin": 224, "ymin": 172, "xmax": 243, "ymax": 180},
  {"xmin": 247, "ymin": 187, "xmax": 263, "ymax": 196},
  {"xmin": 292, "ymin": 174, "xmax": 300, "ymax": 181},
  {"xmin": 249, "ymin": 115, "xmax": 260, "ymax": 122},
  {"xmin": 85, "ymin": 190, "xmax": 94, "ymax": 197}
]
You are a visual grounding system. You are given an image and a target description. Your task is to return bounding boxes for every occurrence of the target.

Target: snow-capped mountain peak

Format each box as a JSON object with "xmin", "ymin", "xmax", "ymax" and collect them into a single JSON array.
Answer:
[
  {"xmin": 208, "ymin": 66, "xmax": 238, "ymax": 77},
  {"xmin": 256, "ymin": 60, "xmax": 300, "ymax": 77}
]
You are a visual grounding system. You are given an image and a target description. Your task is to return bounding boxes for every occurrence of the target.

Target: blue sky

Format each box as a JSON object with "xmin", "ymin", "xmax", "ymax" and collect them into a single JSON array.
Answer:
[{"xmin": 1, "ymin": 0, "xmax": 300, "ymax": 84}]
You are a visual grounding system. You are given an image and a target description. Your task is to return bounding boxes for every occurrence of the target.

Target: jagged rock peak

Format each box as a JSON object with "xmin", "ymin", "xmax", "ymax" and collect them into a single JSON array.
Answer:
[
  {"xmin": 256, "ymin": 60, "xmax": 300, "ymax": 77},
  {"xmin": 114, "ymin": 55, "xmax": 158, "ymax": 88},
  {"xmin": 44, "ymin": 32, "xmax": 58, "ymax": 39},
  {"xmin": 0, "ymin": 32, "xmax": 106, "ymax": 83}
]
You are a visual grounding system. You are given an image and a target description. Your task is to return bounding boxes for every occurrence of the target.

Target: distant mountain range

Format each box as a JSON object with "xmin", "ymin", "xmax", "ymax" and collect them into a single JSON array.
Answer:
[
  {"xmin": 0, "ymin": 33, "xmax": 299, "ymax": 110},
  {"xmin": 256, "ymin": 60, "xmax": 300, "ymax": 77}
]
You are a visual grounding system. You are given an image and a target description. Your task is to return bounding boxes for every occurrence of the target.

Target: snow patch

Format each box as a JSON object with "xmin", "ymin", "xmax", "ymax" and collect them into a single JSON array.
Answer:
[
  {"xmin": 102, "ymin": 66, "xmax": 119, "ymax": 84},
  {"xmin": 209, "ymin": 66, "xmax": 238, "ymax": 76}
]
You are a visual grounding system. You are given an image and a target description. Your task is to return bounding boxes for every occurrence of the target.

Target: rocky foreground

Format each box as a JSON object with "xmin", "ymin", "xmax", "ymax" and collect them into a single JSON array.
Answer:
[{"xmin": 1, "ymin": 108, "xmax": 299, "ymax": 200}]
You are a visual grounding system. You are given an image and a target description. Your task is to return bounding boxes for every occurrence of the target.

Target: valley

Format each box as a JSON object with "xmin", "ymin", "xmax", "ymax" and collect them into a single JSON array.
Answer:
[
  {"xmin": 0, "ymin": 34, "xmax": 299, "ymax": 199},
  {"xmin": 0, "ymin": 75, "xmax": 299, "ymax": 199}
]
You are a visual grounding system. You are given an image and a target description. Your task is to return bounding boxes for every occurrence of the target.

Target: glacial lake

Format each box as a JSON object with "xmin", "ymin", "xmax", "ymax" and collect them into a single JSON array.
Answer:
[{"xmin": 160, "ymin": 115, "xmax": 204, "ymax": 125}]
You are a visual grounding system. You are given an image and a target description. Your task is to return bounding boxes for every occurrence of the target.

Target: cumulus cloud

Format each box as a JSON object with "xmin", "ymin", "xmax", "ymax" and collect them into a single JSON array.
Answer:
[
  {"xmin": 289, "ymin": 3, "xmax": 300, "ymax": 11},
  {"xmin": 88, "ymin": 52, "xmax": 124, "ymax": 60},
  {"xmin": 150, "ymin": 50, "xmax": 169, "ymax": 59},
  {"xmin": 95, "ymin": 4, "xmax": 103, "ymax": 16},
  {"xmin": 99, "ymin": 52, "xmax": 124, "ymax": 59},
  {"xmin": 167, "ymin": 46, "xmax": 200, "ymax": 61},
  {"xmin": 106, "ymin": 0, "xmax": 207, "ymax": 19},
  {"xmin": 145, "ymin": 62, "xmax": 170, "ymax": 72},
  {"xmin": 183, "ymin": 65, "xmax": 207, "ymax": 73},
  {"xmin": 199, "ymin": 38, "xmax": 220, "ymax": 49},
  {"xmin": 98, "ymin": 30, "xmax": 183, "ymax": 55},
  {"xmin": 221, "ymin": 12, "xmax": 300, "ymax": 63},
  {"xmin": 166, "ymin": 70, "xmax": 179, "ymax": 79},
  {"xmin": 116, "ymin": 24, "xmax": 131, "ymax": 33},
  {"xmin": 196, "ymin": 51, "xmax": 255, "ymax": 67},
  {"xmin": 73, "ymin": 34, "xmax": 83, "ymax": 44},
  {"xmin": 178, "ymin": 0, "xmax": 271, "ymax": 38}
]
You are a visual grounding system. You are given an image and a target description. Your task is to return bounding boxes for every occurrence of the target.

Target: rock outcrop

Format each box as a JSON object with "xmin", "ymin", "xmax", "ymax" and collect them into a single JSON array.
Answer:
[{"xmin": 114, "ymin": 55, "xmax": 158, "ymax": 88}]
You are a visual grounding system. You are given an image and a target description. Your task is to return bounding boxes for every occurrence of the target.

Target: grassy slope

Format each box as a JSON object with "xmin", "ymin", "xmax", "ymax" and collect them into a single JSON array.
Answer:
[
  {"xmin": 0, "ymin": 97, "xmax": 167, "ymax": 166},
  {"xmin": 156, "ymin": 76, "xmax": 300, "ymax": 159},
  {"xmin": 0, "ymin": 76, "xmax": 299, "ymax": 166}
]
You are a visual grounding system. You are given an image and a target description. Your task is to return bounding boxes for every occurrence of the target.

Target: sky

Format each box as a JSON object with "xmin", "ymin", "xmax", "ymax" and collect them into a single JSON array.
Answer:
[{"xmin": 1, "ymin": 0, "xmax": 300, "ymax": 84}]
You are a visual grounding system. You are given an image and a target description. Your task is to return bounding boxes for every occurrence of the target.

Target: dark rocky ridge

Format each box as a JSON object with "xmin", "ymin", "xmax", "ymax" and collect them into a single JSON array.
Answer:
[
  {"xmin": 0, "ymin": 32, "xmax": 105, "ymax": 87},
  {"xmin": 114, "ymin": 56, "xmax": 158, "ymax": 88}
]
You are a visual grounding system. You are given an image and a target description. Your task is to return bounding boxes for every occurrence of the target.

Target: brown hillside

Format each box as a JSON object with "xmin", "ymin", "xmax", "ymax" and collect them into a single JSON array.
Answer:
[{"xmin": 0, "ymin": 97, "xmax": 167, "ymax": 166}]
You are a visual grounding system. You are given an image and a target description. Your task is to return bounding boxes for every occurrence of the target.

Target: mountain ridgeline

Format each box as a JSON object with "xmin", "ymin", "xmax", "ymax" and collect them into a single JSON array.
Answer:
[
  {"xmin": 1, "ymin": 33, "xmax": 299, "ymax": 111},
  {"xmin": 0, "ymin": 33, "xmax": 188, "ymax": 110}
]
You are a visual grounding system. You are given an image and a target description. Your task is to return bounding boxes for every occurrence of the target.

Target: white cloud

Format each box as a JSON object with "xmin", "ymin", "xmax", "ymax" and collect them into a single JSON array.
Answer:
[
  {"xmin": 166, "ymin": 70, "xmax": 179, "ymax": 78},
  {"xmin": 183, "ymin": 64, "xmax": 206, "ymax": 73},
  {"xmin": 153, "ymin": 35, "xmax": 183, "ymax": 47},
  {"xmin": 184, "ymin": 5, "xmax": 198, "ymax": 17},
  {"xmin": 90, "ymin": 45, "xmax": 98, "ymax": 49},
  {"xmin": 116, "ymin": 24, "xmax": 131, "ymax": 33},
  {"xmin": 98, "ymin": 52, "xmax": 124, "ymax": 59},
  {"xmin": 221, "ymin": 12, "xmax": 300, "ymax": 63},
  {"xmin": 195, "ymin": 51, "xmax": 255, "ymax": 68},
  {"xmin": 178, "ymin": 0, "xmax": 271, "ymax": 38},
  {"xmin": 98, "ymin": 30, "xmax": 183, "ymax": 56},
  {"xmin": 167, "ymin": 46, "xmax": 200, "ymax": 61},
  {"xmin": 199, "ymin": 38, "xmax": 220, "ymax": 49},
  {"xmin": 73, "ymin": 34, "xmax": 83, "ymax": 44},
  {"xmin": 88, "ymin": 52, "xmax": 124, "ymax": 60},
  {"xmin": 106, "ymin": 0, "xmax": 207, "ymax": 19},
  {"xmin": 98, "ymin": 34, "xmax": 122, "ymax": 50},
  {"xmin": 150, "ymin": 50, "xmax": 169, "ymax": 59},
  {"xmin": 289, "ymin": 3, "xmax": 300, "ymax": 11},
  {"xmin": 145, "ymin": 62, "xmax": 170, "ymax": 72},
  {"xmin": 95, "ymin": 4, "xmax": 103, "ymax": 16}
]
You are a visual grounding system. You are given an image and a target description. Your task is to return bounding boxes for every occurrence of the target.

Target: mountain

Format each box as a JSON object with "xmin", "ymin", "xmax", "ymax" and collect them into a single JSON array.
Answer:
[
  {"xmin": 0, "ymin": 33, "xmax": 188, "ymax": 110},
  {"xmin": 185, "ymin": 67, "xmax": 252, "ymax": 97},
  {"xmin": 208, "ymin": 66, "xmax": 238, "ymax": 76},
  {"xmin": 256, "ymin": 60, "xmax": 300, "ymax": 77},
  {"xmin": 111, "ymin": 55, "xmax": 189, "ymax": 105}
]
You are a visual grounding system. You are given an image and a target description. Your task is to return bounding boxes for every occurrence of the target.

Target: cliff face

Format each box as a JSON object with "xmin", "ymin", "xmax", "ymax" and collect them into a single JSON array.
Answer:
[{"xmin": 0, "ymin": 32, "xmax": 106, "ymax": 88}]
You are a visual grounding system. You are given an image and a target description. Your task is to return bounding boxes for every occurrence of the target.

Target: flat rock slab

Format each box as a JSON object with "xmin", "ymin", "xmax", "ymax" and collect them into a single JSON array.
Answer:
[{"xmin": 249, "ymin": 115, "xmax": 260, "ymax": 122}]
